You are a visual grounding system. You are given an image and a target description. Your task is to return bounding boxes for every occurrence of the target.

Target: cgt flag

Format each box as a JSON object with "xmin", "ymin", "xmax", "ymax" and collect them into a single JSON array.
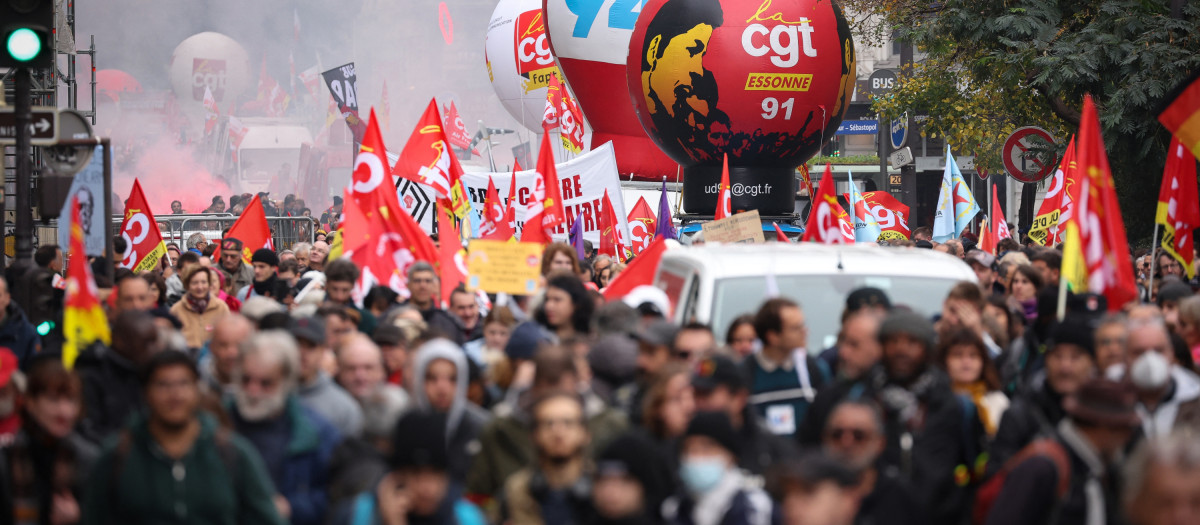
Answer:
[
  {"xmin": 436, "ymin": 205, "xmax": 468, "ymax": 307},
  {"xmin": 226, "ymin": 195, "xmax": 274, "ymax": 263},
  {"xmin": 1029, "ymin": 136, "xmax": 1077, "ymax": 246},
  {"xmin": 715, "ymin": 154, "xmax": 732, "ymax": 220},
  {"xmin": 626, "ymin": 196, "xmax": 657, "ymax": 256},
  {"xmin": 520, "ymin": 133, "xmax": 567, "ymax": 244},
  {"xmin": 801, "ymin": 164, "xmax": 854, "ymax": 244},
  {"xmin": 1157, "ymin": 137, "xmax": 1199, "ymax": 279},
  {"xmin": 846, "ymin": 171, "xmax": 882, "ymax": 243},
  {"xmin": 63, "ymin": 196, "xmax": 110, "ymax": 369},
  {"xmin": 117, "ymin": 179, "xmax": 167, "ymax": 273},
  {"xmin": 857, "ymin": 191, "xmax": 911, "ymax": 240},
  {"xmin": 599, "ymin": 189, "xmax": 628, "ymax": 262},
  {"xmin": 1159, "ymin": 73, "xmax": 1200, "ymax": 159},
  {"xmin": 395, "ymin": 99, "xmax": 471, "ymax": 218},
  {"xmin": 1061, "ymin": 95, "xmax": 1137, "ymax": 311}
]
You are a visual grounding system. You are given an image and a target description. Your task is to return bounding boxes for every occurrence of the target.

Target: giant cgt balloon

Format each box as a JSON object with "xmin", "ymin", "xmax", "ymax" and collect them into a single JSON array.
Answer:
[
  {"xmin": 627, "ymin": 0, "xmax": 855, "ymax": 215},
  {"xmin": 487, "ymin": 0, "xmax": 564, "ymax": 134},
  {"xmin": 544, "ymin": 0, "xmax": 680, "ymax": 181}
]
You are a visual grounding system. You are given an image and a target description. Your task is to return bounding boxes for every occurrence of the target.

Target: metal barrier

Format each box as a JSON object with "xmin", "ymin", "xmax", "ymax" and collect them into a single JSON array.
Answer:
[{"xmin": 175, "ymin": 216, "xmax": 317, "ymax": 251}]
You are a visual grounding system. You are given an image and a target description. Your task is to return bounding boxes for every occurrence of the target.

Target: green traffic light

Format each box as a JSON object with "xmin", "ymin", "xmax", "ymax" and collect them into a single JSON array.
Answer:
[{"xmin": 6, "ymin": 28, "xmax": 42, "ymax": 62}]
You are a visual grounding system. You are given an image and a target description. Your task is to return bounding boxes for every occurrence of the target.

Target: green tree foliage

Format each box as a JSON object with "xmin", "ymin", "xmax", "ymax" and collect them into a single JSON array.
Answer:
[{"xmin": 850, "ymin": 0, "xmax": 1200, "ymax": 241}]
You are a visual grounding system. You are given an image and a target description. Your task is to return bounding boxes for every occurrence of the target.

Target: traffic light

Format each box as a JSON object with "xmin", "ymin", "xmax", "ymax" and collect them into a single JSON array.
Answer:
[{"xmin": 1, "ymin": 0, "xmax": 54, "ymax": 69}]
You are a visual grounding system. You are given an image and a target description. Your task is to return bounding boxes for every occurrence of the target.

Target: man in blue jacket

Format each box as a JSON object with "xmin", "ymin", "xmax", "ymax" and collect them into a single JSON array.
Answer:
[
  {"xmin": 0, "ymin": 278, "xmax": 39, "ymax": 367},
  {"xmin": 228, "ymin": 329, "xmax": 342, "ymax": 525}
]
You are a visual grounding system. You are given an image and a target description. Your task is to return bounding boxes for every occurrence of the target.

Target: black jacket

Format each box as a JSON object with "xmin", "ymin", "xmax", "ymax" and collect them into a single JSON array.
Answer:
[
  {"xmin": 988, "ymin": 377, "xmax": 1065, "ymax": 476},
  {"xmin": 737, "ymin": 409, "xmax": 797, "ymax": 477},
  {"xmin": 0, "ymin": 303, "xmax": 40, "ymax": 368},
  {"xmin": 74, "ymin": 346, "xmax": 145, "ymax": 446},
  {"xmin": 855, "ymin": 470, "xmax": 925, "ymax": 525}
]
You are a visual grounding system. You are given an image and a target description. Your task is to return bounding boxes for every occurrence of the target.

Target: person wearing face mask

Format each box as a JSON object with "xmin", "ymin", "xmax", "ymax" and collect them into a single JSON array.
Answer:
[
  {"xmin": 1105, "ymin": 317, "xmax": 1200, "ymax": 439},
  {"xmin": 662, "ymin": 411, "xmax": 773, "ymax": 525}
]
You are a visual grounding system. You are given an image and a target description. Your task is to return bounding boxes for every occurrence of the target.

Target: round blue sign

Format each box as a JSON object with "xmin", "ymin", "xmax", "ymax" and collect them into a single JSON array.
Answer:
[{"xmin": 890, "ymin": 114, "xmax": 908, "ymax": 149}]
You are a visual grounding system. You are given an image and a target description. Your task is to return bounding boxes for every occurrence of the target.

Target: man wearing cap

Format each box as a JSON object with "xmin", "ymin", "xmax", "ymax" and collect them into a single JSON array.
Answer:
[
  {"xmin": 295, "ymin": 316, "xmax": 363, "ymax": 438},
  {"xmin": 744, "ymin": 298, "xmax": 829, "ymax": 438},
  {"xmin": 984, "ymin": 379, "xmax": 1140, "ymax": 525},
  {"xmin": 333, "ymin": 411, "xmax": 486, "ymax": 525},
  {"xmin": 219, "ymin": 238, "xmax": 255, "ymax": 295},
  {"xmin": 692, "ymin": 355, "xmax": 795, "ymax": 477},
  {"xmin": 991, "ymin": 314, "xmax": 1100, "ymax": 470},
  {"xmin": 237, "ymin": 248, "xmax": 283, "ymax": 303},
  {"xmin": 965, "ymin": 249, "xmax": 1002, "ymax": 296},
  {"xmin": 625, "ymin": 319, "xmax": 680, "ymax": 425},
  {"xmin": 662, "ymin": 411, "xmax": 773, "ymax": 525}
]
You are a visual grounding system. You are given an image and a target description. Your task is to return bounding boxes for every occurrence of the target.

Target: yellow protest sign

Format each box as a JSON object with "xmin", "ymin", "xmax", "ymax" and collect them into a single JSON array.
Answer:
[
  {"xmin": 466, "ymin": 239, "xmax": 544, "ymax": 295},
  {"xmin": 701, "ymin": 209, "xmax": 765, "ymax": 244}
]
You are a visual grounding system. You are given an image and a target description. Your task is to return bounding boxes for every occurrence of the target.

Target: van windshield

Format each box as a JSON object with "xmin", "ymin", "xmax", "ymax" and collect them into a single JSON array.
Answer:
[{"xmin": 711, "ymin": 275, "xmax": 963, "ymax": 351}]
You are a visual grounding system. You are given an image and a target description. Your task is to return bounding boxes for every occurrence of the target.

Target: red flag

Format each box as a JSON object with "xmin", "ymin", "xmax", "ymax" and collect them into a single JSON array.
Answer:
[
  {"xmin": 801, "ymin": 165, "xmax": 854, "ymax": 244},
  {"xmin": 798, "ymin": 164, "xmax": 816, "ymax": 201},
  {"xmin": 715, "ymin": 154, "xmax": 732, "ymax": 220},
  {"xmin": 505, "ymin": 162, "xmax": 520, "ymax": 237},
  {"xmin": 350, "ymin": 108, "xmax": 400, "ymax": 215},
  {"xmin": 1061, "ymin": 95, "xmax": 1137, "ymax": 310},
  {"xmin": 203, "ymin": 86, "xmax": 219, "ymax": 135},
  {"xmin": 226, "ymin": 195, "xmax": 273, "ymax": 264},
  {"xmin": 227, "ymin": 116, "xmax": 249, "ymax": 163},
  {"xmin": 626, "ymin": 196, "xmax": 657, "ymax": 256},
  {"xmin": 1029, "ymin": 137, "xmax": 1076, "ymax": 246},
  {"xmin": 599, "ymin": 189, "xmax": 628, "ymax": 262},
  {"xmin": 117, "ymin": 179, "xmax": 168, "ymax": 272},
  {"xmin": 602, "ymin": 237, "xmax": 670, "ymax": 301},
  {"xmin": 991, "ymin": 185, "xmax": 1011, "ymax": 242},
  {"xmin": 340, "ymin": 187, "xmax": 370, "ymax": 255},
  {"xmin": 520, "ymin": 134, "xmax": 566, "ymax": 243},
  {"xmin": 558, "ymin": 84, "xmax": 586, "ymax": 154},
  {"xmin": 772, "ymin": 223, "xmax": 789, "ymax": 243},
  {"xmin": 63, "ymin": 196, "xmax": 110, "ymax": 369},
  {"xmin": 1157, "ymin": 136, "xmax": 1200, "ymax": 279},
  {"xmin": 1158, "ymin": 74, "xmax": 1200, "ymax": 159},
  {"xmin": 543, "ymin": 73, "xmax": 563, "ymax": 129},
  {"xmin": 480, "ymin": 176, "xmax": 505, "ymax": 240},
  {"xmin": 442, "ymin": 101, "xmax": 472, "ymax": 151},
  {"xmin": 857, "ymin": 191, "xmax": 911, "ymax": 240},
  {"xmin": 437, "ymin": 205, "xmax": 468, "ymax": 306},
  {"xmin": 979, "ymin": 218, "xmax": 996, "ymax": 254},
  {"xmin": 394, "ymin": 99, "xmax": 471, "ymax": 217}
]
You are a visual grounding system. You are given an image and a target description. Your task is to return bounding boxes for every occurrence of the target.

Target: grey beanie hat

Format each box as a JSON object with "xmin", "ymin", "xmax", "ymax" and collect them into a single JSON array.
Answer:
[{"xmin": 878, "ymin": 309, "xmax": 936, "ymax": 350}]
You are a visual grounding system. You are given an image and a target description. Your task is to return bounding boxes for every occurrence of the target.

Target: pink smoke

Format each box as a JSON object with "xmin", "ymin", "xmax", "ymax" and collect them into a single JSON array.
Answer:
[{"xmin": 114, "ymin": 136, "xmax": 231, "ymax": 214}]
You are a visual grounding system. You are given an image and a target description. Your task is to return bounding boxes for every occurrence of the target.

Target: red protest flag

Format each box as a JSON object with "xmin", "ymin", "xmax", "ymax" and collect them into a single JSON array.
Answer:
[
  {"xmin": 340, "ymin": 187, "xmax": 370, "ymax": 255},
  {"xmin": 1029, "ymin": 136, "xmax": 1076, "ymax": 246},
  {"xmin": 626, "ymin": 196, "xmax": 657, "ymax": 256},
  {"xmin": 520, "ymin": 133, "xmax": 566, "ymax": 244},
  {"xmin": 117, "ymin": 179, "xmax": 168, "ymax": 272},
  {"xmin": 479, "ymin": 176, "xmax": 505, "ymax": 240},
  {"xmin": 1156, "ymin": 136, "xmax": 1200, "ymax": 279},
  {"xmin": 858, "ymin": 191, "xmax": 912, "ymax": 240},
  {"xmin": 599, "ymin": 189, "xmax": 628, "ymax": 262},
  {"xmin": 772, "ymin": 223, "xmax": 789, "ymax": 243},
  {"xmin": 979, "ymin": 218, "xmax": 996, "ymax": 255},
  {"xmin": 991, "ymin": 185, "xmax": 1011, "ymax": 243},
  {"xmin": 226, "ymin": 194, "xmax": 273, "ymax": 264},
  {"xmin": 801, "ymin": 165, "xmax": 854, "ymax": 244},
  {"xmin": 442, "ymin": 101, "xmax": 473, "ymax": 151},
  {"xmin": 63, "ymin": 196, "xmax": 109, "ymax": 369},
  {"xmin": 1061, "ymin": 95, "xmax": 1137, "ymax": 310},
  {"xmin": 602, "ymin": 237, "xmax": 670, "ymax": 301},
  {"xmin": 558, "ymin": 83, "xmax": 586, "ymax": 154},
  {"xmin": 437, "ymin": 204, "xmax": 468, "ymax": 306},
  {"xmin": 1159, "ymin": 73, "xmax": 1200, "ymax": 160},
  {"xmin": 543, "ymin": 72, "xmax": 563, "ymax": 130},
  {"xmin": 349, "ymin": 108, "xmax": 400, "ymax": 215},
  {"xmin": 715, "ymin": 154, "xmax": 732, "ymax": 220},
  {"xmin": 394, "ymin": 99, "xmax": 471, "ymax": 217}
]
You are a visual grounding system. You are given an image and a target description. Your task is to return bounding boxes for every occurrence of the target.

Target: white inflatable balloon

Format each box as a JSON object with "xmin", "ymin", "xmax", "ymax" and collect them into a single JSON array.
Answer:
[
  {"xmin": 485, "ymin": 0, "xmax": 559, "ymax": 132},
  {"xmin": 168, "ymin": 32, "xmax": 253, "ymax": 129}
]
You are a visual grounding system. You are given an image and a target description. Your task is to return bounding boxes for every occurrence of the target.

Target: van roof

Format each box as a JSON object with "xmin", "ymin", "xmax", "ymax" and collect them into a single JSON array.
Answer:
[{"xmin": 659, "ymin": 243, "xmax": 976, "ymax": 281}]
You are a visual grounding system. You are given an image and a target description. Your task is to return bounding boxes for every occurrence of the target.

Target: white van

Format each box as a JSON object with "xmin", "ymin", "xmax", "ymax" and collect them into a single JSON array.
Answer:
[{"xmin": 654, "ymin": 243, "xmax": 978, "ymax": 350}]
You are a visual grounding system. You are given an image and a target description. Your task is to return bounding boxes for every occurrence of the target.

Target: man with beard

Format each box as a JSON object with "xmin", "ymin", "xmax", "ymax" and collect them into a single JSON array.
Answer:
[
  {"xmin": 81, "ymin": 351, "xmax": 283, "ymax": 525},
  {"xmin": 229, "ymin": 330, "xmax": 342, "ymax": 525},
  {"xmin": 503, "ymin": 392, "xmax": 594, "ymax": 525},
  {"xmin": 219, "ymin": 238, "xmax": 255, "ymax": 294},
  {"xmin": 822, "ymin": 399, "xmax": 924, "ymax": 525},
  {"xmin": 336, "ymin": 333, "xmax": 411, "ymax": 450},
  {"xmin": 639, "ymin": 0, "xmax": 729, "ymax": 162},
  {"xmin": 238, "ymin": 248, "xmax": 284, "ymax": 302}
]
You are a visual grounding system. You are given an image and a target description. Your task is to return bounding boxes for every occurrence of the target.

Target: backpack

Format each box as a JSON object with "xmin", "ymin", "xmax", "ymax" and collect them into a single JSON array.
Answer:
[{"xmin": 972, "ymin": 438, "xmax": 1071, "ymax": 525}]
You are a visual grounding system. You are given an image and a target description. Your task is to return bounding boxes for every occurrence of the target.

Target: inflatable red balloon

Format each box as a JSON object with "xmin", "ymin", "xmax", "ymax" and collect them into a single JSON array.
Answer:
[
  {"xmin": 627, "ymin": 0, "xmax": 855, "ymax": 215},
  {"xmin": 544, "ymin": 0, "xmax": 679, "ymax": 181}
]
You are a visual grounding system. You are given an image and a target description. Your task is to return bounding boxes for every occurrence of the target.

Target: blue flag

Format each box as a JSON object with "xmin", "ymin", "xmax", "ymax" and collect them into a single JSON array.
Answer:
[
  {"xmin": 655, "ymin": 179, "xmax": 677, "ymax": 240},
  {"xmin": 933, "ymin": 146, "xmax": 981, "ymax": 242}
]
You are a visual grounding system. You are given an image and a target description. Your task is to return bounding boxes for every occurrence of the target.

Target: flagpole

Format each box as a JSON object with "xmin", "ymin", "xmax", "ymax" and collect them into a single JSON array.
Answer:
[
  {"xmin": 1056, "ymin": 262, "xmax": 1069, "ymax": 321},
  {"xmin": 1148, "ymin": 222, "xmax": 1160, "ymax": 299},
  {"xmin": 480, "ymin": 120, "xmax": 497, "ymax": 172}
]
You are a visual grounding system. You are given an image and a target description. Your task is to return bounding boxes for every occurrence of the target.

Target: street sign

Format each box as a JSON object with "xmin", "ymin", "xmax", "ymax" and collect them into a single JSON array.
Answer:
[
  {"xmin": 0, "ymin": 106, "xmax": 58, "ymax": 146},
  {"xmin": 835, "ymin": 120, "xmax": 878, "ymax": 135},
  {"xmin": 888, "ymin": 147, "xmax": 913, "ymax": 168},
  {"xmin": 44, "ymin": 110, "xmax": 96, "ymax": 176},
  {"xmin": 1002, "ymin": 126, "xmax": 1057, "ymax": 183},
  {"xmin": 890, "ymin": 113, "xmax": 908, "ymax": 149},
  {"xmin": 868, "ymin": 69, "xmax": 897, "ymax": 97}
]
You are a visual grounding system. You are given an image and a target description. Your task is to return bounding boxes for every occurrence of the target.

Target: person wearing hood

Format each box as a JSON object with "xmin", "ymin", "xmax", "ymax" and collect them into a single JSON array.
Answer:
[
  {"xmin": 410, "ymin": 338, "xmax": 492, "ymax": 483},
  {"xmin": 237, "ymin": 248, "xmax": 285, "ymax": 302},
  {"xmin": 1106, "ymin": 316, "xmax": 1200, "ymax": 438},
  {"xmin": 589, "ymin": 431, "xmax": 675, "ymax": 525},
  {"xmin": 333, "ymin": 411, "xmax": 486, "ymax": 525},
  {"xmin": 662, "ymin": 411, "xmax": 773, "ymax": 525}
]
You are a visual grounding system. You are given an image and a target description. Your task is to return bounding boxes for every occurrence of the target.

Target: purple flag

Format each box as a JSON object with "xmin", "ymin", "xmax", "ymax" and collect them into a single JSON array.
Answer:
[
  {"xmin": 655, "ymin": 179, "xmax": 677, "ymax": 240},
  {"xmin": 569, "ymin": 213, "xmax": 586, "ymax": 260}
]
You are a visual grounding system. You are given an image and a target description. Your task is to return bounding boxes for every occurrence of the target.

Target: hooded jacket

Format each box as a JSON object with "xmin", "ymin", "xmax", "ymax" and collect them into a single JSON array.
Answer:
[
  {"xmin": 1106, "ymin": 364, "xmax": 1200, "ymax": 439},
  {"xmin": 410, "ymin": 339, "xmax": 491, "ymax": 482}
]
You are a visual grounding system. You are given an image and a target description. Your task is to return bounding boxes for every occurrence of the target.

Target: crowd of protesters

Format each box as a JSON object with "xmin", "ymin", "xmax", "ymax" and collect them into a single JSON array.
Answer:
[{"xmin": 0, "ymin": 222, "xmax": 1197, "ymax": 525}]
